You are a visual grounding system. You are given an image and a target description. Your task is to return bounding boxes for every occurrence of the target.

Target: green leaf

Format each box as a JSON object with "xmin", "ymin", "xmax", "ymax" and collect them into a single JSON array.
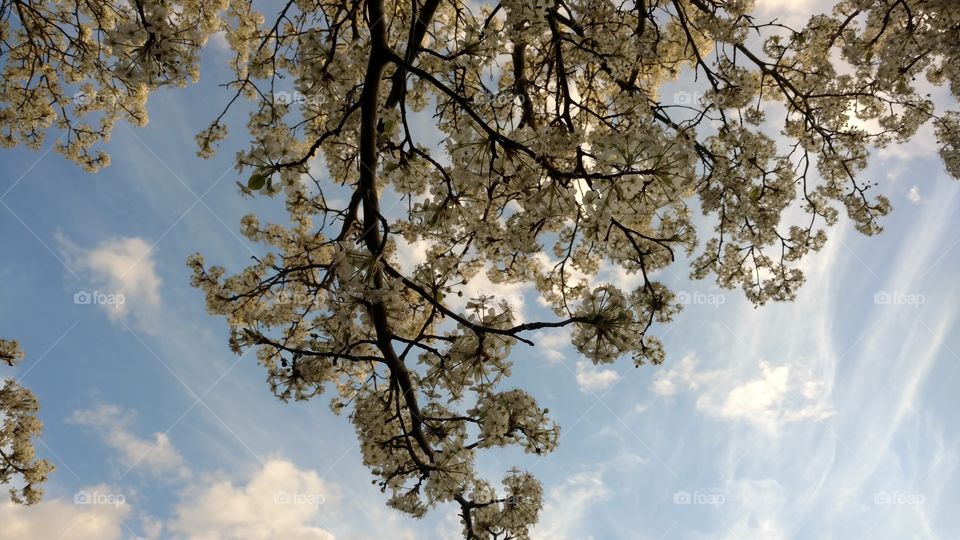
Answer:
[{"xmin": 248, "ymin": 171, "xmax": 269, "ymax": 190}]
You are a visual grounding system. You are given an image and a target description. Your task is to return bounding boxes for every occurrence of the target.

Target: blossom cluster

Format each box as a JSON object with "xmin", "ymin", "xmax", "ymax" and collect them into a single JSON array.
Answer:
[
  {"xmin": 1, "ymin": 339, "xmax": 54, "ymax": 505},
  {"xmin": 0, "ymin": 0, "xmax": 225, "ymax": 170}
]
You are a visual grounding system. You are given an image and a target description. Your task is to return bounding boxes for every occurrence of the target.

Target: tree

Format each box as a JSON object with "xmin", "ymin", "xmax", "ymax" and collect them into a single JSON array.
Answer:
[
  {"xmin": 0, "ymin": 339, "xmax": 53, "ymax": 505},
  {"xmin": 0, "ymin": 0, "xmax": 225, "ymax": 170},
  {"xmin": 3, "ymin": 0, "xmax": 960, "ymax": 535}
]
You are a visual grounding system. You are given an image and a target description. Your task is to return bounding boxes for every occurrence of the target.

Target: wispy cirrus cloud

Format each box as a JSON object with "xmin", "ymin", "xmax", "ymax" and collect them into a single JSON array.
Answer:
[{"xmin": 70, "ymin": 404, "xmax": 189, "ymax": 481}]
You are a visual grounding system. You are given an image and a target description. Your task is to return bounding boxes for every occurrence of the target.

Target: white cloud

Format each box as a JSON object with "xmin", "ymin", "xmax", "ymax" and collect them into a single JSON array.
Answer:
[
  {"xmin": 141, "ymin": 516, "xmax": 164, "ymax": 539},
  {"xmin": 652, "ymin": 354, "xmax": 833, "ymax": 432},
  {"xmin": 589, "ymin": 260, "xmax": 646, "ymax": 292},
  {"xmin": 0, "ymin": 460, "xmax": 343, "ymax": 540},
  {"xmin": 392, "ymin": 236, "xmax": 532, "ymax": 322},
  {"xmin": 391, "ymin": 236, "xmax": 431, "ymax": 274},
  {"xmin": 207, "ymin": 30, "xmax": 231, "ymax": 53},
  {"xmin": 0, "ymin": 486, "xmax": 130, "ymax": 540},
  {"xmin": 651, "ymin": 353, "xmax": 723, "ymax": 396},
  {"xmin": 719, "ymin": 478, "xmax": 789, "ymax": 540},
  {"xmin": 652, "ymin": 377, "xmax": 676, "ymax": 396},
  {"xmin": 575, "ymin": 360, "xmax": 620, "ymax": 393},
  {"xmin": 70, "ymin": 404, "xmax": 189, "ymax": 480},
  {"xmin": 533, "ymin": 328, "xmax": 571, "ymax": 363},
  {"xmin": 721, "ymin": 362, "xmax": 789, "ymax": 419},
  {"xmin": 453, "ymin": 267, "xmax": 531, "ymax": 323},
  {"xmin": 58, "ymin": 235, "xmax": 162, "ymax": 330},
  {"xmin": 907, "ymin": 186, "xmax": 921, "ymax": 204},
  {"xmin": 752, "ymin": 0, "xmax": 833, "ymax": 23},
  {"xmin": 533, "ymin": 470, "xmax": 611, "ymax": 540},
  {"xmin": 169, "ymin": 459, "xmax": 338, "ymax": 540}
]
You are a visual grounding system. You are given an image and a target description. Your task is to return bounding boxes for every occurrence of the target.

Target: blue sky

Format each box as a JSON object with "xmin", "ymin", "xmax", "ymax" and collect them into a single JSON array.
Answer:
[{"xmin": 2, "ymin": 2, "xmax": 960, "ymax": 539}]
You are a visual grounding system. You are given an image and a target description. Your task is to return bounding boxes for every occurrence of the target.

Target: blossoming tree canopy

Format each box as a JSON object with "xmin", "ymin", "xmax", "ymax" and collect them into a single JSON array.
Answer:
[
  {"xmin": 5, "ymin": 0, "xmax": 960, "ymax": 535},
  {"xmin": 0, "ymin": 340, "xmax": 53, "ymax": 505},
  {"xmin": 0, "ymin": 0, "xmax": 226, "ymax": 170},
  {"xmin": 188, "ymin": 0, "xmax": 960, "ymax": 536}
]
